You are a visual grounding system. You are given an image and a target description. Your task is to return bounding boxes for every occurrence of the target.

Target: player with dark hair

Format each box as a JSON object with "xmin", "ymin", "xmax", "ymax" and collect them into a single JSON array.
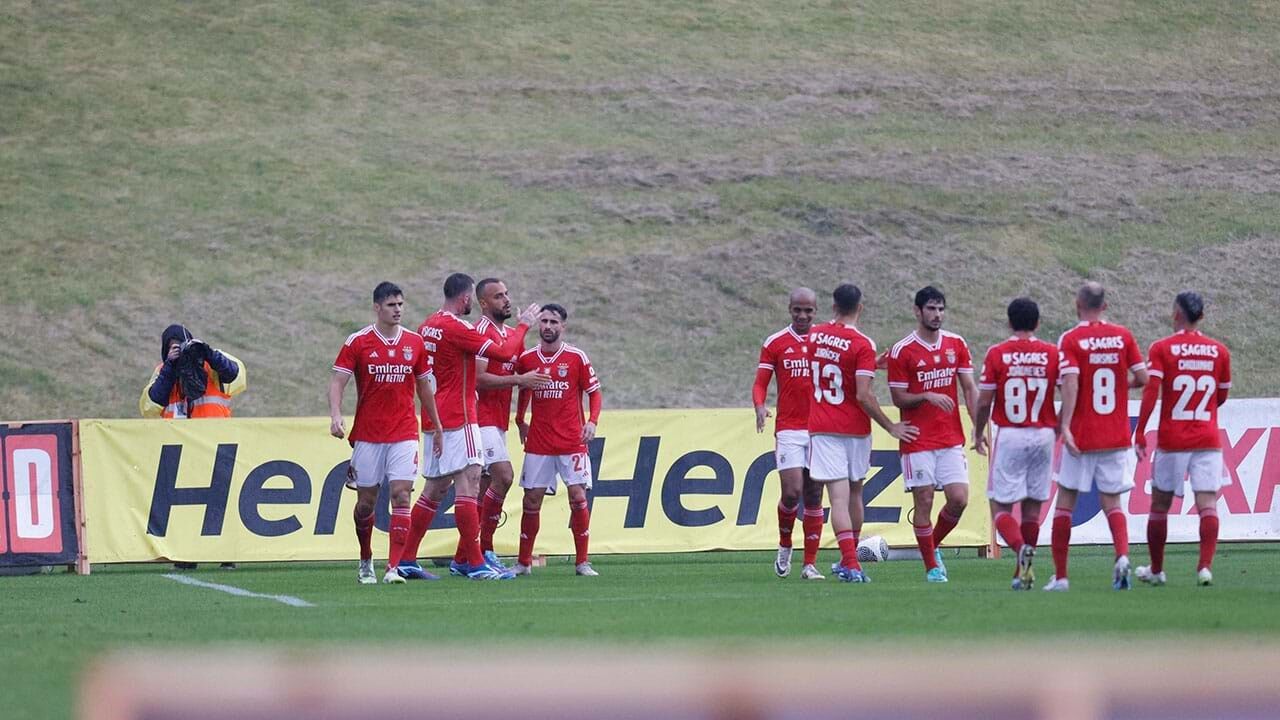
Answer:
[
  {"xmin": 395, "ymin": 273, "xmax": 540, "ymax": 581},
  {"xmin": 473, "ymin": 278, "xmax": 552, "ymax": 571},
  {"xmin": 511, "ymin": 303, "xmax": 603, "ymax": 576},
  {"xmin": 1046, "ymin": 281, "xmax": 1148, "ymax": 591},
  {"xmin": 809, "ymin": 284, "xmax": 918, "ymax": 582},
  {"xmin": 329, "ymin": 281, "xmax": 444, "ymax": 584},
  {"xmin": 887, "ymin": 286, "xmax": 979, "ymax": 582},
  {"xmin": 753, "ymin": 287, "xmax": 827, "ymax": 579},
  {"xmin": 1133, "ymin": 292, "xmax": 1231, "ymax": 586},
  {"xmin": 972, "ymin": 298, "xmax": 1065, "ymax": 590}
]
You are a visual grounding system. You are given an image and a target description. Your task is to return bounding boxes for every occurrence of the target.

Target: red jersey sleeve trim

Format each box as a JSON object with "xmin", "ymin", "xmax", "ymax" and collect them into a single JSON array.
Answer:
[
  {"xmin": 1059, "ymin": 367, "xmax": 1080, "ymax": 376},
  {"xmin": 1147, "ymin": 369, "xmax": 1165, "ymax": 378},
  {"xmin": 333, "ymin": 365, "xmax": 354, "ymax": 375},
  {"xmin": 855, "ymin": 369, "xmax": 876, "ymax": 377},
  {"xmin": 978, "ymin": 382, "xmax": 997, "ymax": 390}
]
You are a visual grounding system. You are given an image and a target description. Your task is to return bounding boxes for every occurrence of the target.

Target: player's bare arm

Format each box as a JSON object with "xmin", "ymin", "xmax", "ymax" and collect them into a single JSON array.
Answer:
[
  {"xmin": 475, "ymin": 357, "xmax": 552, "ymax": 390},
  {"xmin": 416, "ymin": 374, "xmax": 445, "ymax": 457},
  {"xmin": 958, "ymin": 369, "xmax": 981, "ymax": 436},
  {"xmin": 1058, "ymin": 373, "xmax": 1080, "ymax": 454},
  {"xmin": 1129, "ymin": 364, "xmax": 1149, "ymax": 389},
  {"xmin": 515, "ymin": 386, "xmax": 531, "ymax": 445},
  {"xmin": 856, "ymin": 375, "xmax": 918, "ymax": 442},
  {"xmin": 972, "ymin": 387, "xmax": 995, "ymax": 456},
  {"xmin": 327, "ymin": 370, "xmax": 350, "ymax": 438},
  {"xmin": 581, "ymin": 387, "xmax": 602, "ymax": 444},
  {"xmin": 889, "ymin": 385, "xmax": 956, "ymax": 414}
]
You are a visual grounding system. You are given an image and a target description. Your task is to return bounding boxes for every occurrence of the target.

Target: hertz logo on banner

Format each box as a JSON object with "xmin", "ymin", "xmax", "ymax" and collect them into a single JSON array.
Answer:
[
  {"xmin": 78, "ymin": 412, "xmax": 990, "ymax": 564},
  {"xmin": 0, "ymin": 422, "xmax": 83, "ymax": 569}
]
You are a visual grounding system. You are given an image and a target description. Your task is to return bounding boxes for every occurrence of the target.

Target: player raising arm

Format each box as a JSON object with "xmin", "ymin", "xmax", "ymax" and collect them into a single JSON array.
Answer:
[
  {"xmin": 1133, "ymin": 292, "xmax": 1231, "ymax": 587},
  {"xmin": 971, "ymin": 298, "xmax": 1064, "ymax": 590}
]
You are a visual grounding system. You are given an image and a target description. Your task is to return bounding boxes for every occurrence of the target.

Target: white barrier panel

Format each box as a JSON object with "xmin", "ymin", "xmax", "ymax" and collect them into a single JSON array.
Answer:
[{"xmin": 1036, "ymin": 399, "xmax": 1280, "ymax": 545}]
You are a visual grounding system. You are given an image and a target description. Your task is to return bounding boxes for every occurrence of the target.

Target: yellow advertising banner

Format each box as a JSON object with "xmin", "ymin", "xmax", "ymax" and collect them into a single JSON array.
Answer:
[{"xmin": 79, "ymin": 411, "xmax": 990, "ymax": 563}]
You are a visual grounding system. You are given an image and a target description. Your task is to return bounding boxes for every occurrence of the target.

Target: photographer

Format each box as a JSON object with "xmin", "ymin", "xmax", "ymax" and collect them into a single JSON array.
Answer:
[
  {"xmin": 140, "ymin": 325, "xmax": 245, "ymax": 419},
  {"xmin": 140, "ymin": 324, "xmax": 246, "ymax": 569}
]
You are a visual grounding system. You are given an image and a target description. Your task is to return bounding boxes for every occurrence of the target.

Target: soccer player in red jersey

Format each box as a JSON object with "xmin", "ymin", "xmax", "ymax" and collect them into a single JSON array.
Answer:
[
  {"xmin": 809, "ymin": 284, "xmax": 918, "ymax": 583},
  {"xmin": 473, "ymin": 278, "xmax": 552, "ymax": 572},
  {"xmin": 972, "ymin": 298, "xmax": 1065, "ymax": 590},
  {"xmin": 328, "ymin": 282, "xmax": 444, "ymax": 585},
  {"xmin": 397, "ymin": 273, "xmax": 539, "ymax": 581},
  {"xmin": 1133, "ymin": 292, "xmax": 1232, "ymax": 587},
  {"xmin": 511, "ymin": 304, "xmax": 603, "ymax": 576},
  {"xmin": 887, "ymin": 286, "xmax": 979, "ymax": 583},
  {"xmin": 1046, "ymin": 282, "xmax": 1148, "ymax": 591},
  {"xmin": 753, "ymin": 287, "xmax": 827, "ymax": 579}
]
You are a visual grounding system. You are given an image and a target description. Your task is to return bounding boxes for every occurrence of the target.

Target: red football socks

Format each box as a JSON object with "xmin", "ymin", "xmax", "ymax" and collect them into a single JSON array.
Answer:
[
  {"xmin": 1020, "ymin": 520, "xmax": 1041, "ymax": 549},
  {"xmin": 994, "ymin": 511, "xmax": 1024, "ymax": 552},
  {"xmin": 570, "ymin": 499, "xmax": 591, "ymax": 565},
  {"xmin": 399, "ymin": 494, "xmax": 439, "ymax": 565},
  {"xmin": 1147, "ymin": 510, "xmax": 1168, "ymax": 574},
  {"xmin": 1051, "ymin": 507, "xmax": 1072, "ymax": 579},
  {"xmin": 1198, "ymin": 507, "xmax": 1219, "ymax": 571},
  {"xmin": 777, "ymin": 501, "xmax": 798, "ymax": 549},
  {"xmin": 933, "ymin": 506, "xmax": 962, "ymax": 546},
  {"xmin": 915, "ymin": 523, "xmax": 937, "ymax": 570},
  {"xmin": 518, "ymin": 508, "xmax": 540, "ymax": 567},
  {"xmin": 802, "ymin": 506, "xmax": 824, "ymax": 565},
  {"xmin": 454, "ymin": 495, "xmax": 484, "ymax": 567},
  {"xmin": 1106, "ymin": 507, "xmax": 1129, "ymax": 558},
  {"xmin": 354, "ymin": 507, "xmax": 374, "ymax": 562},
  {"xmin": 480, "ymin": 487, "xmax": 507, "ymax": 553},
  {"xmin": 386, "ymin": 506, "xmax": 411, "ymax": 570},
  {"xmin": 836, "ymin": 529, "xmax": 861, "ymax": 570}
]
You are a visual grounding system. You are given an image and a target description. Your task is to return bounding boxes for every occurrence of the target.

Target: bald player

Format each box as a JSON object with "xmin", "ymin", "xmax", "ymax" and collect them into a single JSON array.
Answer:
[{"xmin": 754, "ymin": 288, "xmax": 826, "ymax": 579}]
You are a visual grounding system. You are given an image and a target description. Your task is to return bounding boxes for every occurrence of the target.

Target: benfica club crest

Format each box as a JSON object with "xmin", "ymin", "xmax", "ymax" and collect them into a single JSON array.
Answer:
[
  {"xmin": 1171, "ymin": 344, "xmax": 1183, "ymax": 356},
  {"xmin": 557, "ymin": 363, "xmax": 569, "ymax": 378},
  {"xmin": 1002, "ymin": 353, "xmax": 1013, "ymax": 364},
  {"xmin": 945, "ymin": 348, "xmax": 957, "ymax": 364},
  {"xmin": 402, "ymin": 346, "xmax": 413, "ymax": 361}
]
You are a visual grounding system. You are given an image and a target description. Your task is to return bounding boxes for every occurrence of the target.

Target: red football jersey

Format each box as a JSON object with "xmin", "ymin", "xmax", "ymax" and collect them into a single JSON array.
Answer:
[
  {"xmin": 1146, "ymin": 330, "xmax": 1231, "ymax": 451},
  {"xmin": 1058, "ymin": 320, "xmax": 1145, "ymax": 452},
  {"xmin": 887, "ymin": 331, "xmax": 973, "ymax": 453},
  {"xmin": 418, "ymin": 311, "xmax": 515, "ymax": 431},
  {"xmin": 757, "ymin": 327, "xmax": 811, "ymax": 433},
  {"xmin": 516, "ymin": 343, "xmax": 600, "ymax": 455},
  {"xmin": 807, "ymin": 322, "xmax": 878, "ymax": 436},
  {"xmin": 978, "ymin": 336, "xmax": 1064, "ymax": 429},
  {"xmin": 475, "ymin": 317, "xmax": 520, "ymax": 431},
  {"xmin": 333, "ymin": 325, "xmax": 431, "ymax": 445}
]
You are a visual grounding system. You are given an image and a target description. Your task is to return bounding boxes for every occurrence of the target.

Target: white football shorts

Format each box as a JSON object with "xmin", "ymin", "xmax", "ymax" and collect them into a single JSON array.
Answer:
[
  {"xmin": 808, "ymin": 434, "xmax": 872, "ymax": 482},
  {"xmin": 349, "ymin": 439, "xmax": 419, "ymax": 488},
  {"xmin": 1054, "ymin": 448, "xmax": 1132, "ymax": 495},
  {"xmin": 902, "ymin": 446, "xmax": 968, "ymax": 491},
  {"xmin": 986, "ymin": 426, "xmax": 1054, "ymax": 503},
  {"xmin": 775, "ymin": 429, "xmax": 810, "ymax": 472},
  {"xmin": 421, "ymin": 424, "xmax": 484, "ymax": 479},
  {"xmin": 1152, "ymin": 449, "xmax": 1226, "ymax": 497},
  {"xmin": 520, "ymin": 452, "xmax": 592, "ymax": 491},
  {"xmin": 480, "ymin": 426, "xmax": 511, "ymax": 470}
]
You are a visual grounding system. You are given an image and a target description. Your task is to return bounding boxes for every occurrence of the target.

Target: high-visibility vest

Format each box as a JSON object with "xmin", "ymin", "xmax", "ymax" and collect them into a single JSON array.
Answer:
[{"xmin": 160, "ymin": 362, "xmax": 234, "ymax": 418}]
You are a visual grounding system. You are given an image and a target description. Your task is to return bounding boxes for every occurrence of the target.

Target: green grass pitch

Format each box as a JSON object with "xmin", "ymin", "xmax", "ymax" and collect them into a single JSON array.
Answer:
[{"xmin": 4, "ymin": 544, "xmax": 1277, "ymax": 720}]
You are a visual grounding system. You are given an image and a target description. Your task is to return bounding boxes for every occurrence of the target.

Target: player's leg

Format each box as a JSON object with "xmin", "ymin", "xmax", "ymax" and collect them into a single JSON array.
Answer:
[
  {"xmin": 800, "ymin": 472, "xmax": 824, "ymax": 573},
  {"xmin": 1046, "ymin": 449, "xmax": 1087, "ymax": 590},
  {"xmin": 384, "ymin": 478, "xmax": 417, "ymax": 582},
  {"xmin": 1189, "ymin": 450, "xmax": 1225, "ymax": 585},
  {"xmin": 453, "ymin": 462, "xmax": 494, "ymax": 576},
  {"xmin": 354, "ymin": 483, "xmax": 379, "ymax": 584},
  {"xmin": 1138, "ymin": 488, "xmax": 1174, "ymax": 586},
  {"xmin": 932, "ymin": 447, "xmax": 969, "ymax": 549},
  {"xmin": 515, "ymin": 487, "xmax": 547, "ymax": 575},
  {"xmin": 480, "ymin": 460, "xmax": 514, "ymax": 565},
  {"xmin": 775, "ymin": 466, "xmax": 804, "ymax": 577},
  {"xmin": 566, "ymin": 477, "xmax": 595, "ymax": 576},
  {"xmin": 1095, "ymin": 450, "xmax": 1134, "ymax": 590},
  {"xmin": 902, "ymin": 451, "xmax": 942, "ymax": 577},
  {"xmin": 1020, "ymin": 429, "xmax": 1053, "ymax": 557},
  {"xmin": 826, "ymin": 478, "xmax": 863, "ymax": 582},
  {"xmin": 400, "ymin": 429, "xmax": 452, "ymax": 565}
]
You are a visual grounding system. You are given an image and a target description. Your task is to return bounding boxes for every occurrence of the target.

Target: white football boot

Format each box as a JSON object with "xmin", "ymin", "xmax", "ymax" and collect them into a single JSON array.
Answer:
[
  {"xmin": 1135, "ymin": 565, "xmax": 1166, "ymax": 586},
  {"xmin": 1197, "ymin": 568, "xmax": 1214, "ymax": 586},
  {"xmin": 512, "ymin": 563, "xmax": 532, "ymax": 576},
  {"xmin": 800, "ymin": 563, "xmax": 825, "ymax": 580},
  {"xmin": 1042, "ymin": 576, "xmax": 1070, "ymax": 592},
  {"xmin": 357, "ymin": 559, "xmax": 377, "ymax": 585},
  {"xmin": 382, "ymin": 568, "xmax": 406, "ymax": 584},
  {"xmin": 775, "ymin": 546, "xmax": 793, "ymax": 578},
  {"xmin": 575, "ymin": 562, "xmax": 599, "ymax": 576}
]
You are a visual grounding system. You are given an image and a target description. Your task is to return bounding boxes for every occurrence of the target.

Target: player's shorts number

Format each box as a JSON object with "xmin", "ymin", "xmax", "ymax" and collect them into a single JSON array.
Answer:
[
  {"xmin": 1002, "ymin": 377, "xmax": 1048, "ymax": 424},
  {"xmin": 810, "ymin": 362, "xmax": 844, "ymax": 404},
  {"xmin": 1171, "ymin": 374, "xmax": 1215, "ymax": 421},
  {"xmin": 1092, "ymin": 368, "xmax": 1116, "ymax": 415},
  {"xmin": 571, "ymin": 453, "xmax": 586, "ymax": 473}
]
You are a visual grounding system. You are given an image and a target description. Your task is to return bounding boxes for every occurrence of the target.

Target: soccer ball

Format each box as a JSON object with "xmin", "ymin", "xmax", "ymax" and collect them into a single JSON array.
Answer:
[{"xmin": 856, "ymin": 535, "xmax": 889, "ymax": 563}]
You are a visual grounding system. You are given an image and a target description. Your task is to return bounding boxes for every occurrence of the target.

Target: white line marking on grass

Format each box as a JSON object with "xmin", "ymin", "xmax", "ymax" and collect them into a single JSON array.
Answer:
[{"xmin": 163, "ymin": 573, "xmax": 315, "ymax": 607}]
